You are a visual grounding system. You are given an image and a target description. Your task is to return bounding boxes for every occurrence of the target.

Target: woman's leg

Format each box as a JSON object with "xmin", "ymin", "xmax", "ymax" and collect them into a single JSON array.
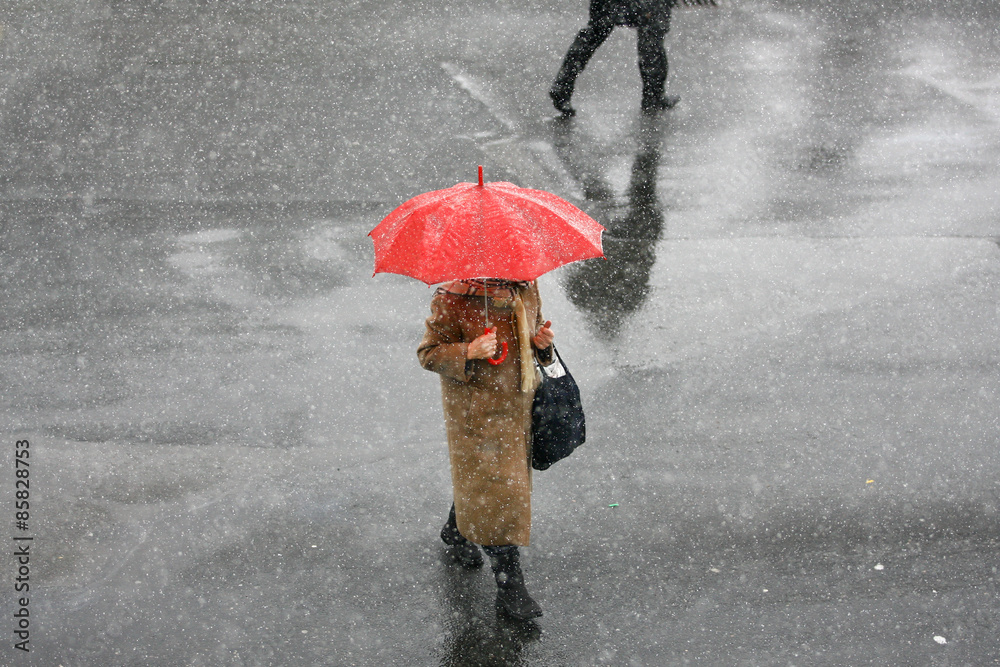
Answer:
[
  {"xmin": 550, "ymin": 18, "xmax": 616, "ymax": 115},
  {"xmin": 440, "ymin": 503, "xmax": 483, "ymax": 568},
  {"xmin": 637, "ymin": 25, "xmax": 679, "ymax": 111},
  {"xmin": 483, "ymin": 545, "xmax": 543, "ymax": 620}
]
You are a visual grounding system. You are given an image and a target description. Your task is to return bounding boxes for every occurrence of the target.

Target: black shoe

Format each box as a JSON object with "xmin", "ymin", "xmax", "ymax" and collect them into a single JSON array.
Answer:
[
  {"xmin": 549, "ymin": 88, "xmax": 576, "ymax": 117},
  {"xmin": 641, "ymin": 94, "xmax": 680, "ymax": 113},
  {"xmin": 496, "ymin": 576, "xmax": 544, "ymax": 620},
  {"xmin": 440, "ymin": 515, "xmax": 483, "ymax": 569},
  {"xmin": 487, "ymin": 546, "xmax": 543, "ymax": 620}
]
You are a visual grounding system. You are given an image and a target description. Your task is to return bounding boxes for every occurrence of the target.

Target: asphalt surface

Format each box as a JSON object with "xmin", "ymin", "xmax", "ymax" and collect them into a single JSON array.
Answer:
[{"xmin": 1, "ymin": 0, "xmax": 999, "ymax": 665}]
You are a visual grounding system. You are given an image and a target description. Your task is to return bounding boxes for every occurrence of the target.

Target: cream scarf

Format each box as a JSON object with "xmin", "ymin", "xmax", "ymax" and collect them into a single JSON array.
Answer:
[{"xmin": 513, "ymin": 289, "xmax": 539, "ymax": 394}]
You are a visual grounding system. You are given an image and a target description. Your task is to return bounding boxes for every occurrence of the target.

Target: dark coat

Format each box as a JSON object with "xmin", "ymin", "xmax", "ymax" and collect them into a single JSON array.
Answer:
[
  {"xmin": 417, "ymin": 281, "xmax": 549, "ymax": 546},
  {"xmin": 591, "ymin": 0, "xmax": 672, "ymax": 31}
]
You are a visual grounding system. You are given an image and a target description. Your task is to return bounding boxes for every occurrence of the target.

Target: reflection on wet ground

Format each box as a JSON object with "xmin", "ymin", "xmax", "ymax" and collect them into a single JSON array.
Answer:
[
  {"xmin": 0, "ymin": 199, "xmax": 381, "ymax": 447},
  {"xmin": 559, "ymin": 117, "xmax": 666, "ymax": 339},
  {"xmin": 437, "ymin": 559, "xmax": 542, "ymax": 667}
]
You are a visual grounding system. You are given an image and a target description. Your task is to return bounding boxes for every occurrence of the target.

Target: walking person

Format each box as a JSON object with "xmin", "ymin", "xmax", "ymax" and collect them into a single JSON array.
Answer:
[
  {"xmin": 418, "ymin": 278, "xmax": 555, "ymax": 620},
  {"xmin": 370, "ymin": 168, "xmax": 603, "ymax": 619},
  {"xmin": 550, "ymin": 0, "xmax": 680, "ymax": 116}
]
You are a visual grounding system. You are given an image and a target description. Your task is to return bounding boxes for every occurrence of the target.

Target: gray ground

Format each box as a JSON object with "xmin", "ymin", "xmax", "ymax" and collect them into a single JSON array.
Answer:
[{"xmin": 1, "ymin": 0, "xmax": 999, "ymax": 664}]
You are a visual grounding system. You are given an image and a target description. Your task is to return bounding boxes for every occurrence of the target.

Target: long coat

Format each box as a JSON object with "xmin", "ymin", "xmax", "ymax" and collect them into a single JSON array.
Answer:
[
  {"xmin": 591, "ymin": 0, "xmax": 672, "ymax": 31},
  {"xmin": 418, "ymin": 281, "xmax": 550, "ymax": 547}
]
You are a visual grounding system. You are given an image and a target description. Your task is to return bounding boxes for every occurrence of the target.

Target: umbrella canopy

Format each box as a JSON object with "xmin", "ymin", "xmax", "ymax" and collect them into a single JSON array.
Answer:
[{"xmin": 369, "ymin": 167, "xmax": 605, "ymax": 285}]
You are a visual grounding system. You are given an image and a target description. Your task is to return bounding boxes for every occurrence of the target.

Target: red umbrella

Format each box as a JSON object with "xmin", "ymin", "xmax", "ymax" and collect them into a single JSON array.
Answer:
[{"xmin": 369, "ymin": 166, "xmax": 605, "ymax": 286}]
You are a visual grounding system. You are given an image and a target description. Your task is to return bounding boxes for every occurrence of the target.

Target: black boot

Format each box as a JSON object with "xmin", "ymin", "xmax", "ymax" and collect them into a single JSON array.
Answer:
[
  {"xmin": 549, "ymin": 86, "xmax": 576, "ymax": 117},
  {"xmin": 641, "ymin": 94, "xmax": 680, "ymax": 113},
  {"xmin": 440, "ymin": 505, "xmax": 483, "ymax": 569},
  {"xmin": 485, "ymin": 545, "xmax": 543, "ymax": 620},
  {"xmin": 549, "ymin": 54, "xmax": 580, "ymax": 117}
]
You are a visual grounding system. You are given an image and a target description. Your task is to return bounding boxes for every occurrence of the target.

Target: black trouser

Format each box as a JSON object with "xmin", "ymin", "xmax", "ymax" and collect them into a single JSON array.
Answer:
[
  {"xmin": 445, "ymin": 505, "xmax": 517, "ymax": 557},
  {"xmin": 553, "ymin": 17, "xmax": 668, "ymax": 102},
  {"xmin": 482, "ymin": 544, "xmax": 517, "ymax": 558}
]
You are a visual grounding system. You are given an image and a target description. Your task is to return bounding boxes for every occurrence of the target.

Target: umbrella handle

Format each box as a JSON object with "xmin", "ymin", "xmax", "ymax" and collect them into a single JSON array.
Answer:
[{"xmin": 484, "ymin": 327, "xmax": 508, "ymax": 365}]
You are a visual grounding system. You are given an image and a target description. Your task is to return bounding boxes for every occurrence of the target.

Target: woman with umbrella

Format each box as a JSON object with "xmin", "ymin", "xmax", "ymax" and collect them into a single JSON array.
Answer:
[
  {"xmin": 418, "ymin": 278, "xmax": 554, "ymax": 620},
  {"xmin": 370, "ymin": 168, "xmax": 604, "ymax": 620}
]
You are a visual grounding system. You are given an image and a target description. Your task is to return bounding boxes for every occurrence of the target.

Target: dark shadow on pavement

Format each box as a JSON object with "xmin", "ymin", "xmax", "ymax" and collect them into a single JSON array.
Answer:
[{"xmin": 557, "ymin": 116, "xmax": 667, "ymax": 339}]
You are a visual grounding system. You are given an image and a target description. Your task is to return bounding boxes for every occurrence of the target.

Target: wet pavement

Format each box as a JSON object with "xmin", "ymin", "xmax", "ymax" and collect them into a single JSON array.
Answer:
[{"xmin": 1, "ymin": 0, "xmax": 999, "ymax": 664}]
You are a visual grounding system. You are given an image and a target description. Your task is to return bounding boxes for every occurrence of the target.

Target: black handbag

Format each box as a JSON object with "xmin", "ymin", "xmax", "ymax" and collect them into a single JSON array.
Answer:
[{"xmin": 531, "ymin": 347, "xmax": 586, "ymax": 470}]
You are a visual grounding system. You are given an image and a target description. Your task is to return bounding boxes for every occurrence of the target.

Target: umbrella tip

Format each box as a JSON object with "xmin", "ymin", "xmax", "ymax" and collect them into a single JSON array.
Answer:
[{"xmin": 478, "ymin": 165, "xmax": 483, "ymax": 187}]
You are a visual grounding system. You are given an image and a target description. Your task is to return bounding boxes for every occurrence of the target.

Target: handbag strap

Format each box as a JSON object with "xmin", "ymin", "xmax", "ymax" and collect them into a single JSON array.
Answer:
[{"xmin": 538, "ymin": 345, "xmax": 567, "ymax": 379}]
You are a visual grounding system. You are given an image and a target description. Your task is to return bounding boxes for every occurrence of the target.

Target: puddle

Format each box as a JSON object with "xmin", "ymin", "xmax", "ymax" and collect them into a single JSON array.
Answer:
[{"xmin": 177, "ymin": 228, "xmax": 243, "ymax": 245}]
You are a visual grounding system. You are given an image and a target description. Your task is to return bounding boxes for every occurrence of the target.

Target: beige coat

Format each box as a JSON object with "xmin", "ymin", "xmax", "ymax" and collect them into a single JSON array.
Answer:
[{"xmin": 417, "ymin": 281, "xmax": 551, "ymax": 546}]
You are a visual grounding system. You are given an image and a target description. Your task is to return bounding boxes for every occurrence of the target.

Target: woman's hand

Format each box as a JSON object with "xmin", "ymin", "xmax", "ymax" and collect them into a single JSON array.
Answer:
[
  {"xmin": 532, "ymin": 320, "xmax": 554, "ymax": 349},
  {"xmin": 467, "ymin": 329, "xmax": 498, "ymax": 359}
]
